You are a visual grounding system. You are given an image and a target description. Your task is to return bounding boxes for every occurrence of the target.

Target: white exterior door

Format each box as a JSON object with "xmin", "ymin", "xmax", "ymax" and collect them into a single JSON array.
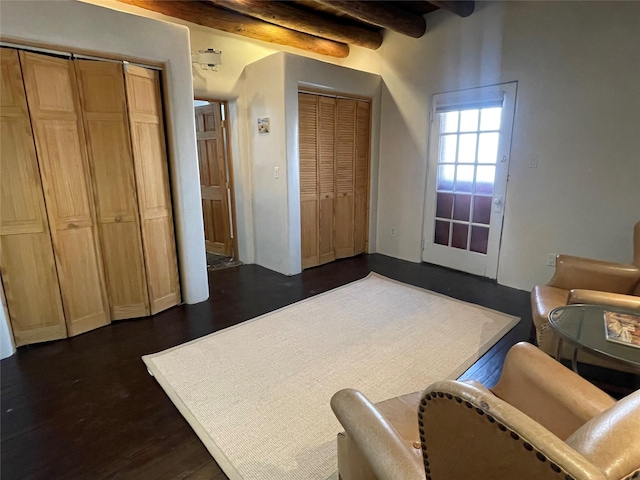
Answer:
[{"xmin": 422, "ymin": 83, "xmax": 517, "ymax": 278}]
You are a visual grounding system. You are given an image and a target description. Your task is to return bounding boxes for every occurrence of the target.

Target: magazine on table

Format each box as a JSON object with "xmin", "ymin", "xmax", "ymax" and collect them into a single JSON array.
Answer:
[{"xmin": 604, "ymin": 310, "xmax": 640, "ymax": 349}]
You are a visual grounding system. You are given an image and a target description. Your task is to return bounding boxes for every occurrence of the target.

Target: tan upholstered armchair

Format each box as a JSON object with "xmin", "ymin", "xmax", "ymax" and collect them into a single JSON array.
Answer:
[
  {"xmin": 331, "ymin": 342, "xmax": 640, "ymax": 480},
  {"xmin": 531, "ymin": 221, "xmax": 640, "ymax": 363}
]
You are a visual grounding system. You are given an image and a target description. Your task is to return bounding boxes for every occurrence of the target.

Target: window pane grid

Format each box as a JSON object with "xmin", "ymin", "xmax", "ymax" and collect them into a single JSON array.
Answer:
[{"xmin": 433, "ymin": 106, "xmax": 502, "ymax": 253}]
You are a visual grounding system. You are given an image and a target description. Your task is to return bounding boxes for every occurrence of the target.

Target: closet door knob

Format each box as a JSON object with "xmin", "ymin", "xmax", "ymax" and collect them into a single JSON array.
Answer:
[{"xmin": 115, "ymin": 216, "xmax": 122, "ymax": 223}]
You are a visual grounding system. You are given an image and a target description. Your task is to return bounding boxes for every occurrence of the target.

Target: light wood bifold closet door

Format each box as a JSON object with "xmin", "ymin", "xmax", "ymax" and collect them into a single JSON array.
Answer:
[
  {"xmin": 298, "ymin": 92, "xmax": 371, "ymax": 270},
  {"xmin": 335, "ymin": 98, "xmax": 356, "ymax": 259},
  {"xmin": 125, "ymin": 65, "xmax": 181, "ymax": 315},
  {"xmin": 20, "ymin": 51, "xmax": 111, "ymax": 336},
  {"xmin": 299, "ymin": 93, "xmax": 320, "ymax": 268},
  {"xmin": 75, "ymin": 60, "xmax": 150, "ymax": 319},
  {"xmin": 354, "ymin": 101, "xmax": 371, "ymax": 256},
  {"xmin": 318, "ymin": 96, "xmax": 336, "ymax": 265},
  {"xmin": 299, "ymin": 93, "xmax": 337, "ymax": 269},
  {"xmin": 0, "ymin": 48, "xmax": 67, "ymax": 346}
]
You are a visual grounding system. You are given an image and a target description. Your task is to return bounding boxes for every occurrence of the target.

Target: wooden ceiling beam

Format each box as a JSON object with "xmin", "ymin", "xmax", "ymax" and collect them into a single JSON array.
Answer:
[
  {"xmin": 208, "ymin": 0, "xmax": 382, "ymax": 50},
  {"xmin": 427, "ymin": 1, "xmax": 475, "ymax": 18},
  {"xmin": 116, "ymin": 0, "xmax": 349, "ymax": 58},
  {"xmin": 309, "ymin": 0, "xmax": 426, "ymax": 38}
]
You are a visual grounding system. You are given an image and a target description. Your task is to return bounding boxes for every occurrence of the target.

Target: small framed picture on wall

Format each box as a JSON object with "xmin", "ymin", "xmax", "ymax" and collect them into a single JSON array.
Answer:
[{"xmin": 257, "ymin": 117, "xmax": 270, "ymax": 134}]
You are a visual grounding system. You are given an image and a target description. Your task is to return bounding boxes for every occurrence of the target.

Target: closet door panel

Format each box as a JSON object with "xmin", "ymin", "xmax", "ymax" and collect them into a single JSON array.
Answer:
[
  {"xmin": 37, "ymin": 121, "xmax": 93, "ymax": 225},
  {"xmin": 317, "ymin": 96, "xmax": 335, "ymax": 265},
  {"xmin": 298, "ymin": 93, "xmax": 319, "ymax": 268},
  {"xmin": 143, "ymin": 217, "xmax": 180, "ymax": 312},
  {"xmin": 125, "ymin": 65, "xmax": 180, "ymax": 314},
  {"xmin": 76, "ymin": 60, "xmax": 149, "ymax": 320},
  {"xmin": 1, "ymin": 234, "xmax": 66, "ymax": 344},
  {"xmin": 98, "ymin": 221, "xmax": 149, "ymax": 318},
  {"xmin": 0, "ymin": 122, "xmax": 45, "ymax": 235},
  {"xmin": 20, "ymin": 51, "xmax": 110, "ymax": 336},
  {"xmin": 354, "ymin": 101, "xmax": 370, "ymax": 255},
  {"xmin": 55, "ymin": 228, "xmax": 110, "ymax": 335},
  {"xmin": 335, "ymin": 98, "xmax": 356, "ymax": 259},
  {"xmin": 0, "ymin": 47, "xmax": 67, "ymax": 346}
]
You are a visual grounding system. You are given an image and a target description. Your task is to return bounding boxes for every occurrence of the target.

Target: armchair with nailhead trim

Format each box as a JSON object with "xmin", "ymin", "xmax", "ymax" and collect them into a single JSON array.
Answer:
[{"xmin": 330, "ymin": 342, "xmax": 640, "ymax": 480}]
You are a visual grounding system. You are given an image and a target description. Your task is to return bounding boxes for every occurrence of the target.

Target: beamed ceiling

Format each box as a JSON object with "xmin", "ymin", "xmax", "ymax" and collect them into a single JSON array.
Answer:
[{"xmin": 116, "ymin": 0, "xmax": 475, "ymax": 57}]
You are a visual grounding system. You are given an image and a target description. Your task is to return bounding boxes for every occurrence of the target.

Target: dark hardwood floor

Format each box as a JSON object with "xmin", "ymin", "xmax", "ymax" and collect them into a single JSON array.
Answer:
[{"xmin": 0, "ymin": 253, "xmax": 616, "ymax": 479}]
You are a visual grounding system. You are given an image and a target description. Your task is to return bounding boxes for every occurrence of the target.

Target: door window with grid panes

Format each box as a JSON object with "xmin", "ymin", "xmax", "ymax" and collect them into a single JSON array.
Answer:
[{"xmin": 423, "ymin": 83, "xmax": 517, "ymax": 278}]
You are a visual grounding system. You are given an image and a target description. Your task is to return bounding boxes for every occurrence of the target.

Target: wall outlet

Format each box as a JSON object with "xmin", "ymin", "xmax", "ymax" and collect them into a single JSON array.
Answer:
[
  {"xmin": 546, "ymin": 254, "xmax": 556, "ymax": 267},
  {"xmin": 390, "ymin": 227, "xmax": 396, "ymax": 237}
]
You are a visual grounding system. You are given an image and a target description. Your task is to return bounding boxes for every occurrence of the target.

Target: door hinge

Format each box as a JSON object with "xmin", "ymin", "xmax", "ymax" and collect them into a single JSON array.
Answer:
[
  {"xmin": 221, "ymin": 120, "xmax": 226, "ymax": 129},
  {"xmin": 225, "ymin": 182, "xmax": 229, "ymax": 189},
  {"xmin": 422, "ymin": 238, "xmax": 425, "ymax": 250}
]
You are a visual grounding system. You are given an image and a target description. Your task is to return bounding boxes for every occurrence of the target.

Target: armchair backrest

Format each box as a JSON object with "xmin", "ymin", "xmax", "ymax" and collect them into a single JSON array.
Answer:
[
  {"xmin": 418, "ymin": 343, "xmax": 640, "ymax": 480},
  {"xmin": 418, "ymin": 381, "xmax": 605, "ymax": 480}
]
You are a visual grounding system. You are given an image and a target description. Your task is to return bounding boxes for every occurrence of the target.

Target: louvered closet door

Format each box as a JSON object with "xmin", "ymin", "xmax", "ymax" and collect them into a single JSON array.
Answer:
[
  {"xmin": 75, "ymin": 60, "xmax": 150, "ymax": 320},
  {"xmin": 20, "ymin": 51, "xmax": 111, "ymax": 336},
  {"xmin": 299, "ymin": 93, "xmax": 319, "ymax": 268},
  {"xmin": 354, "ymin": 101, "xmax": 370, "ymax": 255},
  {"xmin": 125, "ymin": 65, "xmax": 181, "ymax": 314},
  {"xmin": 335, "ymin": 98, "xmax": 356, "ymax": 259},
  {"xmin": 318, "ymin": 96, "xmax": 336, "ymax": 265},
  {"xmin": 0, "ymin": 48, "xmax": 67, "ymax": 346}
]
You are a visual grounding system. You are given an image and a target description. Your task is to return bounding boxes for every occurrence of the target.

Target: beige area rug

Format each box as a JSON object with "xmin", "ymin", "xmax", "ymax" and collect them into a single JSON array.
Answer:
[{"xmin": 143, "ymin": 272, "xmax": 519, "ymax": 480}]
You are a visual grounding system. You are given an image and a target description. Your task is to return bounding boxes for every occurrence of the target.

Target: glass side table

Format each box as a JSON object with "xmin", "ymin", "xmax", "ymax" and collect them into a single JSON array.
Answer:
[{"xmin": 548, "ymin": 304, "xmax": 640, "ymax": 373}]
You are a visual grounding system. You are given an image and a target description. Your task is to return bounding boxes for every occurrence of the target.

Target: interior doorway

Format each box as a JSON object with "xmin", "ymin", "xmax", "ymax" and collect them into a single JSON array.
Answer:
[{"xmin": 194, "ymin": 99, "xmax": 238, "ymax": 266}]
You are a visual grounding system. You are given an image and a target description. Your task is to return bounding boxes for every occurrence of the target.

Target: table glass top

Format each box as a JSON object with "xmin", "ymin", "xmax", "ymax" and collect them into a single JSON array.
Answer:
[{"xmin": 549, "ymin": 304, "xmax": 640, "ymax": 368}]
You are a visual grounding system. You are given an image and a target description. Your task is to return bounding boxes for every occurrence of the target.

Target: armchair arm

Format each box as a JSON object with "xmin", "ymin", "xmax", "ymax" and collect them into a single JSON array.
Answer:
[
  {"xmin": 568, "ymin": 289, "xmax": 640, "ymax": 311},
  {"xmin": 565, "ymin": 389, "xmax": 640, "ymax": 480},
  {"xmin": 330, "ymin": 388, "xmax": 424, "ymax": 480},
  {"xmin": 547, "ymin": 255, "xmax": 640, "ymax": 293},
  {"xmin": 420, "ymin": 380, "xmax": 606, "ymax": 480},
  {"xmin": 490, "ymin": 342, "xmax": 615, "ymax": 440}
]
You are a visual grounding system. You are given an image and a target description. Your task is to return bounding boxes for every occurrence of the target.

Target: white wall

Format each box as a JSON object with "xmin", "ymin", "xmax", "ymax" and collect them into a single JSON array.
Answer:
[
  {"xmin": 0, "ymin": 0, "xmax": 209, "ymax": 355},
  {"xmin": 377, "ymin": 1, "xmax": 640, "ymax": 290},
  {"xmin": 243, "ymin": 54, "xmax": 289, "ymax": 273}
]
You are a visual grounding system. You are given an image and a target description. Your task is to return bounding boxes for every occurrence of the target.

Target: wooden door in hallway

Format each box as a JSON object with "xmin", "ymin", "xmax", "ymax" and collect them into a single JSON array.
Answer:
[{"xmin": 195, "ymin": 102, "xmax": 233, "ymax": 257}]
